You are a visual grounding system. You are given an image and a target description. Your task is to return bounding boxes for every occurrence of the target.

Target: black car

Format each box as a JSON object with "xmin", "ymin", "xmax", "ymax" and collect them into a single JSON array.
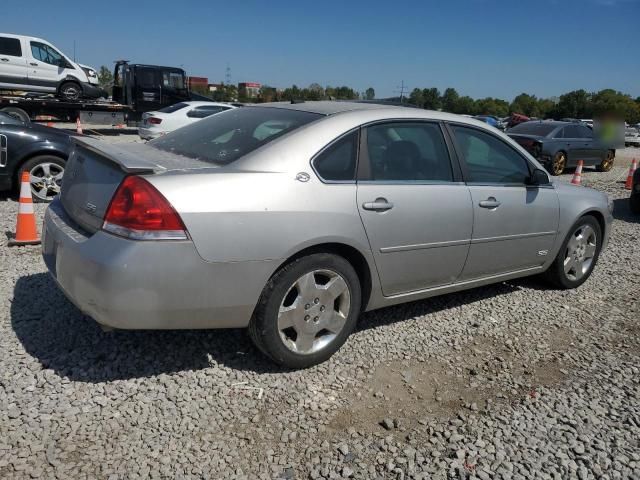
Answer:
[
  {"xmin": 507, "ymin": 121, "xmax": 615, "ymax": 175},
  {"xmin": 0, "ymin": 112, "xmax": 74, "ymax": 202},
  {"xmin": 631, "ymin": 168, "xmax": 640, "ymax": 214}
]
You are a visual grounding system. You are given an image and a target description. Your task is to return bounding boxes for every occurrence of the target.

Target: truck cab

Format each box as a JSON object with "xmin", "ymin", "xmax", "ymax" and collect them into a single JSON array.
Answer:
[{"xmin": 112, "ymin": 62, "xmax": 190, "ymax": 115}]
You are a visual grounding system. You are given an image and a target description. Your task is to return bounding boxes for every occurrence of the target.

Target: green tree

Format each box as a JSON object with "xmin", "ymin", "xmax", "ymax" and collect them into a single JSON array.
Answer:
[
  {"xmin": 510, "ymin": 93, "xmax": 541, "ymax": 117},
  {"xmin": 453, "ymin": 96, "xmax": 476, "ymax": 115},
  {"xmin": 408, "ymin": 88, "xmax": 424, "ymax": 108},
  {"xmin": 365, "ymin": 87, "xmax": 375, "ymax": 100},
  {"xmin": 551, "ymin": 89, "xmax": 591, "ymax": 119},
  {"xmin": 441, "ymin": 88, "xmax": 459, "ymax": 113},
  {"xmin": 475, "ymin": 97, "xmax": 509, "ymax": 117},
  {"xmin": 422, "ymin": 88, "xmax": 441, "ymax": 110},
  {"xmin": 97, "ymin": 66, "xmax": 113, "ymax": 95}
]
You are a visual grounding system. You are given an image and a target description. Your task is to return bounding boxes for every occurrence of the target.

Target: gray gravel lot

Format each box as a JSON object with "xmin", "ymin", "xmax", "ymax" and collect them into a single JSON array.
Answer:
[{"xmin": 0, "ymin": 132, "xmax": 639, "ymax": 479}]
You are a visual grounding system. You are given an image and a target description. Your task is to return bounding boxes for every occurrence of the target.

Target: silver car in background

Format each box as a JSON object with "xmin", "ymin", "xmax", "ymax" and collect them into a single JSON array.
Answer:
[{"xmin": 42, "ymin": 102, "xmax": 613, "ymax": 368}]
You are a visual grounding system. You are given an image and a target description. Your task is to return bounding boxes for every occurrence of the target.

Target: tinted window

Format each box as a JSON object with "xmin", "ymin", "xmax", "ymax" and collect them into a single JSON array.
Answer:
[
  {"xmin": 452, "ymin": 125, "xmax": 531, "ymax": 184},
  {"xmin": 0, "ymin": 37, "xmax": 21, "ymax": 57},
  {"xmin": 158, "ymin": 103, "xmax": 189, "ymax": 114},
  {"xmin": 187, "ymin": 106, "xmax": 228, "ymax": 118},
  {"xmin": 365, "ymin": 122, "xmax": 452, "ymax": 181},
  {"xmin": 162, "ymin": 71, "xmax": 185, "ymax": 89},
  {"xmin": 563, "ymin": 125, "xmax": 585, "ymax": 138},
  {"xmin": 578, "ymin": 125, "xmax": 593, "ymax": 138},
  {"xmin": 137, "ymin": 68, "xmax": 159, "ymax": 88},
  {"xmin": 509, "ymin": 122, "xmax": 556, "ymax": 136},
  {"xmin": 150, "ymin": 107, "xmax": 321, "ymax": 165},
  {"xmin": 30, "ymin": 42, "xmax": 64, "ymax": 66},
  {"xmin": 313, "ymin": 131, "xmax": 358, "ymax": 181}
]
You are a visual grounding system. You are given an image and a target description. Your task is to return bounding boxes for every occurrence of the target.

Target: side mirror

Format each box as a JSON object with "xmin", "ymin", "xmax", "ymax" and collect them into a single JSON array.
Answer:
[{"xmin": 529, "ymin": 168, "xmax": 550, "ymax": 186}]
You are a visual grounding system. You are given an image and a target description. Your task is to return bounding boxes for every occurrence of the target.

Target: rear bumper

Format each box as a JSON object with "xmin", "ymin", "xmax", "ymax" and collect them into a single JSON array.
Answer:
[
  {"xmin": 42, "ymin": 199, "xmax": 278, "ymax": 330},
  {"xmin": 138, "ymin": 126, "xmax": 163, "ymax": 140}
]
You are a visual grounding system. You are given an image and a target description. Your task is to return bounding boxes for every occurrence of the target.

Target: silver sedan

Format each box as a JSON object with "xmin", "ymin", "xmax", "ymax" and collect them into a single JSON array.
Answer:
[{"xmin": 42, "ymin": 102, "xmax": 613, "ymax": 368}]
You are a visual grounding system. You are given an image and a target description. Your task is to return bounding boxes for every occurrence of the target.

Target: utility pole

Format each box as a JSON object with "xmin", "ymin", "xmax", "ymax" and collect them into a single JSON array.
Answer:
[
  {"xmin": 73, "ymin": 40, "xmax": 76, "ymax": 62},
  {"xmin": 394, "ymin": 80, "xmax": 408, "ymax": 103},
  {"xmin": 225, "ymin": 63, "xmax": 232, "ymax": 86}
]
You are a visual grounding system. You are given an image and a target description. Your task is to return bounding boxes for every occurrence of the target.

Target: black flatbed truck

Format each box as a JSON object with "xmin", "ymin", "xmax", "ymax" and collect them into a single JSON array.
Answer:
[{"xmin": 0, "ymin": 61, "xmax": 191, "ymax": 126}]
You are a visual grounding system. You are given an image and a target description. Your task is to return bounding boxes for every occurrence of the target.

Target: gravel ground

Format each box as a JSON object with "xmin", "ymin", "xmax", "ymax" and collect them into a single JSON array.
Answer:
[{"xmin": 0, "ymin": 134, "xmax": 639, "ymax": 479}]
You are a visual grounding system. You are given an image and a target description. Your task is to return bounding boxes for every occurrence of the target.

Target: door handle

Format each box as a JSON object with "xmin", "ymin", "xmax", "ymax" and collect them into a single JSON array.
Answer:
[
  {"xmin": 0, "ymin": 58, "xmax": 9, "ymax": 62},
  {"xmin": 362, "ymin": 198, "xmax": 394, "ymax": 212},
  {"xmin": 29, "ymin": 62, "xmax": 38, "ymax": 66},
  {"xmin": 479, "ymin": 197, "xmax": 501, "ymax": 209}
]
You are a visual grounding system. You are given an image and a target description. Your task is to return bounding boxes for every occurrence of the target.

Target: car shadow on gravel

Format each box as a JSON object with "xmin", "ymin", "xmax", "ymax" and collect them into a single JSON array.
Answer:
[
  {"xmin": 612, "ymin": 198, "xmax": 639, "ymax": 224},
  {"xmin": 12, "ymin": 273, "xmax": 520, "ymax": 382}
]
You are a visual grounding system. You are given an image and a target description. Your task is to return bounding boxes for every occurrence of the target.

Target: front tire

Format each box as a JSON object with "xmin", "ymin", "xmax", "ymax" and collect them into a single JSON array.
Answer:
[
  {"xmin": 551, "ymin": 151, "xmax": 567, "ymax": 176},
  {"xmin": 18, "ymin": 155, "xmax": 65, "ymax": 203},
  {"xmin": 596, "ymin": 150, "xmax": 615, "ymax": 172},
  {"xmin": 543, "ymin": 216, "xmax": 602, "ymax": 289},
  {"xmin": 630, "ymin": 193, "xmax": 640, "ymax": 214},
  {"xmin": 58, "ymin": 81, "xmax": 82, "ymax": 101},
  {"xmin": 249, "ymin": 253, "xmax": 361, "ymax": 369}
]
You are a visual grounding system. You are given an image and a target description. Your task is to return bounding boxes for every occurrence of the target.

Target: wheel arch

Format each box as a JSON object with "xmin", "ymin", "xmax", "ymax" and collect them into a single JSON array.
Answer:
[
  {"xmin": 13, "ymin": 149, "xmax": 67, "ymax": 189},
  {"xmin": 580, "ymin": 209, "xmax": 606, "ymax": 239},
  {"xmin": 271, "ymin": 242, "xmax": 374, "ymax": 312}
]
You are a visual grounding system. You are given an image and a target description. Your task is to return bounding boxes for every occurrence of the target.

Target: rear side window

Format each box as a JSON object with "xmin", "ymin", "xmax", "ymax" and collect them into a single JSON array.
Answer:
[
  {"xmin": 452, "ymin": 125, "xmax": 530, "ymax": 184},
  {"xmin": 0, "ymin": 37, "xmax": 21, "ymax": 57},
  {"xmin": 563, "ymin": 125, "xmax": 584, "ymax": 138},
  {"xmin": 509, "ymin": 122, "xmax": 556, "ymax": 136},
  {"xmin": 365, "ymin": 122, "xmax": 453, "ymax": 181},
  {"xmin": 313, "ymin": 131, "xmax": 358, "ymax": 181},
  {"xmin": 187, "ymin": 105, "xmax": 228, "ymax": 118},
  {"xmin": 150, "ymin": 107, "xmax": 322, "ymax": 165}
]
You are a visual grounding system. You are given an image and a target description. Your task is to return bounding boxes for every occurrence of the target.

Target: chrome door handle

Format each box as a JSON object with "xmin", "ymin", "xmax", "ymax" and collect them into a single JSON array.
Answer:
[
  {"xmin": 362, "ymin": 198, "xmax": 394, "ymax": 212},
  {"xmin": 479, "ymin": 197, "xmax": 501, "ymax": 209},
  {"xmin": 29, "ymin": 62, "xmax": 38, "ymax": 66}
]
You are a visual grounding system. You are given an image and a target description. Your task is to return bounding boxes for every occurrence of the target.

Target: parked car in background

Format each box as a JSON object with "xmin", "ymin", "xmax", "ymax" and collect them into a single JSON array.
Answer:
[
  {"xmin": 630, "ymin": 167, "xmax": 640, "ymax": 214},
  {"xmin": 624, "ymin": 127, "xmax": 640, "ymax": 147},
  {"xmin": 0, "ymin": 33, "xmax": 105, "ymax": 100},
  {"xmin": 0, "ymin": 111, "xmax": 74, "ymax": 201},
  {"xmin": 138, "ymin": 101, "xmax": 236, "ymax": 140},
  {"xmin": 43, "ymin": 102, "xmax": 612, "ymax": 368},
  {"xmin": 506, "ymin": 113, "xmax": 530, "ymax": 128},
  {"xmin": 474, "ymin": 115, "xmax": 499, "ymax": 128},
  {"xmin": 507, "ymin": 120, "xmax": 616, "ymax": 175}
]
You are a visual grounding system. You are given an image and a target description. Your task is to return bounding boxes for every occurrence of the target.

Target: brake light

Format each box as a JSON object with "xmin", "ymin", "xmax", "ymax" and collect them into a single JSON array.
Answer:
[
  {"xmin": 103, "ymin": 176, "xmax": 187, "ymax": 240},
  {"xmin": 147, "ymin": 117, "xmax": 162, "ymax": 125}
]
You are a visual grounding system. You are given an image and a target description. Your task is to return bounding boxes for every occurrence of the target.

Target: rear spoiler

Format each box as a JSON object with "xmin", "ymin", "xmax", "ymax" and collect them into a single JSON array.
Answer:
[{"xmin": 72, "ymin": 137, "xmax": 166, "ymax": 174}]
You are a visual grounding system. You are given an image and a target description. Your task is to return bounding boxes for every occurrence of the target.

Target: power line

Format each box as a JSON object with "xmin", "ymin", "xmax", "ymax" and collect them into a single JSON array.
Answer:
[{"xmin": 394, "ymin": 80, "xmax": 408, "ymax": 103}]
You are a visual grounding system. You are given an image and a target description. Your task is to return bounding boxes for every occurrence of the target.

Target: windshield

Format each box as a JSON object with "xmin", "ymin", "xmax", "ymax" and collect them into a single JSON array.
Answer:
[
  {"xmin": 149, "ymin": 107, "xmax": 322, "ymax": 165},
  {"xmin": 509, "ymin": 122, "xmax": 557, "ymax": 136}
]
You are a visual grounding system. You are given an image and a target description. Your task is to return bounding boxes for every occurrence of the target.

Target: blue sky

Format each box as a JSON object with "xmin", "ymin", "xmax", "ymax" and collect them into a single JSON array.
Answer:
[{"xmin": 4, "ymin": 0, "xmax": 639, "ymax": 100}]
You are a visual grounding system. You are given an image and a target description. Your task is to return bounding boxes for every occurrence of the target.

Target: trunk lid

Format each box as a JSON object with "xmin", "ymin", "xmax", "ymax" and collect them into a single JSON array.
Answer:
[
  {"xmin": 60, "ymin": 137, "xmax": 212, "ymax": 233},
  {"xmin": 508, "ymin": 134, "xmax": 542, "ymax": 155}
]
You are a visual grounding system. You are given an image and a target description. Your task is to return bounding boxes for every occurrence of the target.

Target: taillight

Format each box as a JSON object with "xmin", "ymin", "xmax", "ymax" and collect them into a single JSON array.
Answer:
[
  {"xmin": 147, "ymin": 117, "xmax": 162, "ymax": 125},
  {"xmin": 103, "ymin": 176, "xmax": 187, "ymax": 240}
]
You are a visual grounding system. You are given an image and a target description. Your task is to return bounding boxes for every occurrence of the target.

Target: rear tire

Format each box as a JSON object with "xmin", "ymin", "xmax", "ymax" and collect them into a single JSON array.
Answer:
[
  {"xmin": 18, "ymin": 155, "xmax": 66, "ymax": 203},
  {"xmin": 543, "ymin": 216, "xmax": 602, "ymax": 289},
  {"xmin": 58, "ymin": 81, "xmax": 82, "ymax": 101},
  {"xmin": 630, "ymin": 193, "xmax": 640, "ymax": 214},
  {"xmin": 596, "ymin": 150, "xmax": 615, "ymax": 172},
  {"xmin": 249, "ymin": 253, "xmax": 361, "ymax": 369}
]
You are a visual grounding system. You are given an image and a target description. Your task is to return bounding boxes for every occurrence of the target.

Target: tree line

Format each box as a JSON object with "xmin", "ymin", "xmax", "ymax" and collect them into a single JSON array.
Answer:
[
  {"xmin": 96, "ymin": 65, "xmax": 640, "ymax": 123},
  {"xmin": 406, "ymin": 87, "xmax": 640, "ymax": 124}
]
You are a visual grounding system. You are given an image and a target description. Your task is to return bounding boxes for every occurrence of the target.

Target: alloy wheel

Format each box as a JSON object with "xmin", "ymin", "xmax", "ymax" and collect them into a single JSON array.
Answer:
[
  {"xmin": 563, "ymin": 224, "xmax": 597, "ymax": 281},
  {"xmin": 277, "ymin": 269, "xmax": 351, "ymax": 355},
  {"xmin": 29, "ymin": 163, "xmax": 64, "ymax": 201},
  {"xmin": 553, "ymin": 153, "xmax": 566, "ymax": 175}
]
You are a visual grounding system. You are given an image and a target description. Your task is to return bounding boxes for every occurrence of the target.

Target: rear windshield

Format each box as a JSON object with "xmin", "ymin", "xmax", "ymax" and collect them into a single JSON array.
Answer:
[
  {"xmin": 157, "ymin": 102, "xmax": 189, "ymax": 114},
  {"xmin": 509, "ymin": 122, "xmax": 557, "ymax": 136},
  {"xmin": 149, "ymin": 107, "xmax": 322, "ymax": 165}
]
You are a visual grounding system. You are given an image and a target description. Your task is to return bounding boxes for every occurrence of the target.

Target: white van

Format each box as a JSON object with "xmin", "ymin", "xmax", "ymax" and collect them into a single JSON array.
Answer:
[{"xmin": 0, "ymin": 33, "xmax": 105, "ymax": 100}]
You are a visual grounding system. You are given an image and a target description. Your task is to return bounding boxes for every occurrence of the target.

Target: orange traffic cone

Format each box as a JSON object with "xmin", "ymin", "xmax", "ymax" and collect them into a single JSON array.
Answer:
[
  {"xmin": 571, "ymin": 160, "xmax": 584, "ymax": 186},
  {"xmin": 625, "ymin": 158, "xmax": 637, "ymax": 190},
  {"xmin": 46, "ymin": 121, "xmax": 54, "ymax": 127},
  {"xmin": 76, "ymin": 117, "xmax": 83, "ymax": 134},
  {"xmin": 8, "ymin": 172, "xmax": 40, "ymax": 246}
]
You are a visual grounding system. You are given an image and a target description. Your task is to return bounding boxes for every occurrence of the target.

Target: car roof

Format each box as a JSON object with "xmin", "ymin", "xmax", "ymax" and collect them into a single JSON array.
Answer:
[
  {"xmin": 249, "ymin": 100, "xmax": 486, "ymax": 124},
  {"xmin": 181, "ymin": 101, "xmax": 235, "ymax": 108}
]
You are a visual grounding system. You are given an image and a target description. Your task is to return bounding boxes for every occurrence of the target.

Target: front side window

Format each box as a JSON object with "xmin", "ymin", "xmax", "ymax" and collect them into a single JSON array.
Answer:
[
  {"xmin": 364, "ymin": 122, "xmax": 453, "ymax": 181},
  {"xmin": 451, "ymin": 125, "xmax": 531, "ymax": 184},
  {"xmin": 163, "ymin": 71, "xmax": 185, "ymax": 89},
  {"xmin": 150, "ymin": 107, "xmax": 321, "ymax": 165},
  {"xmin": 313, "ymin": 131, "xmax": 358, "ymax": 181},
  {"xmin": 0, "ymin": 37, "xmax": 22, "ymax": 57},
  {"xmin": 30, "ymin": 42, "xmax": 64, "ymax": 66}
]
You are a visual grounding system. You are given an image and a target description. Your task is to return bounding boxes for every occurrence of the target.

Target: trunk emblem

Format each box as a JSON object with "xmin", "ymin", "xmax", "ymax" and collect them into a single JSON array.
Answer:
[
  {"xmin": 295, "ymin": 172, "xmax": 310, "ymax": 182},
  {"xmin": 85, "ymin": 202, "xmax": 97, "ymax": 213}
]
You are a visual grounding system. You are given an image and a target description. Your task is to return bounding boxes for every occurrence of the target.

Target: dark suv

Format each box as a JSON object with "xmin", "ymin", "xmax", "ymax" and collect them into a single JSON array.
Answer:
[{"xmin": 507, "ymin": 121, "xmax": 615, "ymax": 175}]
